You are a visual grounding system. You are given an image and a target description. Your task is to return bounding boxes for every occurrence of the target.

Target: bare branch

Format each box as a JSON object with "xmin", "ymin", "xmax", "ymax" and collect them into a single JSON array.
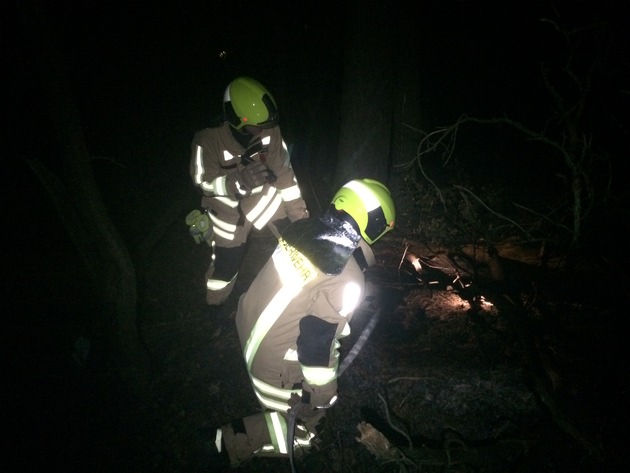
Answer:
[{"xmin": 454, "ymin": 185, "xmax": 530, "ymax": 236}]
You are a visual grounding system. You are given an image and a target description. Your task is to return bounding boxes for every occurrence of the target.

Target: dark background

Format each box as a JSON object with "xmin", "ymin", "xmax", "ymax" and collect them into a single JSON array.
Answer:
[
  {"xmin": 2, "ymin": 1, "xmax": 629, "ymax": 472},
  {"xmin": 5, "ymin": 0, "xmax": 629, "ymax": 191},
  {"xmin": 5, "ymin": 0, "xmax": 628, "ymax": 216}
]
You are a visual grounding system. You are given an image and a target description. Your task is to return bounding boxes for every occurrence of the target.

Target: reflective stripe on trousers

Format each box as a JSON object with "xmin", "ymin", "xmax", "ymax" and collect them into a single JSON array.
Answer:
[
  {"xmin": 251, "ymin": 375, "xmax": 300, "ymax": 413},
  {"xmin": 255, "ymin": 411, "xmax": 314, "ymax": 456}
]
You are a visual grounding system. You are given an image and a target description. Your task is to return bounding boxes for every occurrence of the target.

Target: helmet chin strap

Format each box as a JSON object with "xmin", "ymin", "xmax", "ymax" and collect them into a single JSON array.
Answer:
[
  {"xmin": 242, "ymin": 125, "xmax": 264, "ymax": 136},
  {"xmin": 230, "ymin": 124, "xmax": 256, "ymax": 148}
]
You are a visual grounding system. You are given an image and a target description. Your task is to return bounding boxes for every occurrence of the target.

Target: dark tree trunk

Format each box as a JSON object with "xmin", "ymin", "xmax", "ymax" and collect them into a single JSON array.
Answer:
[
  {"xmin": 19, "ymin": 0, "xmax": 149, "ymax": 396},
  {"xmin": 335, "ymin": 0, "xmax": 396, "ymax": 188}
]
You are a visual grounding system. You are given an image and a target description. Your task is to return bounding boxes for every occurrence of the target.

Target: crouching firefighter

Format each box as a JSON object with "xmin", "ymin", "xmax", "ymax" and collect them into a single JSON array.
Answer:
[
  {"xmin": 187, "ymin": 76, "xmax": 309, "ymax": 306},
  {"xmin": 203, "ymin": 179, "xmax": 396, "ymax": 468}
]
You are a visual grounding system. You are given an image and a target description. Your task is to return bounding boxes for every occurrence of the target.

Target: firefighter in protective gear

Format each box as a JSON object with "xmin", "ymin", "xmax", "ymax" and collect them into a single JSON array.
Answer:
[
  {"xmin": 189, "ymin": 76, "xmax": 310, "ymax": 306},
  {"xmin": 206, "ymin": 179, "xmax": 395, "ymax": 468}
]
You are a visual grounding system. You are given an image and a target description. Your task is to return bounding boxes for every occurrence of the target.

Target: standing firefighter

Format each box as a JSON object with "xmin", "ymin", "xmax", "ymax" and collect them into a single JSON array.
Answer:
[
  {"xmin": 188, "ymin": 76, "xmax": 309, "ymax": 306},
  {"xmin": 203, "ymin": 179, "xmax": 395, "ymax": 468}
]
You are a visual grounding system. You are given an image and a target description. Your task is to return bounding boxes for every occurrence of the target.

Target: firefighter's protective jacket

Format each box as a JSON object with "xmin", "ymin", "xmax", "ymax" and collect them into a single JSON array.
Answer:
[
  {"xmin": 235, "ymin": 216, "xmax": 376, "ymax": 414},
  {"xmin": 218, "ymin": 216, "xmax": 376, "ymax": 465},
  {"xmin": 189, "ymin": 122, "xmax": 307, "ymax": 246}
]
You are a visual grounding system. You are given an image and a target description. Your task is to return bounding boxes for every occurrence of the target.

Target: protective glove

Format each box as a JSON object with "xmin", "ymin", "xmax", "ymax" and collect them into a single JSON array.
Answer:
[
  {"xmin": 288, "ymin": 207, "xmax": 309, "ymax": 222},
  {"xmin": 288, "ymin": 389, "xmax": 337, "ymax": 421},
  {"xmin": 185, "ymin": 209, "xmax": 213, "ymax": 246},
  {"xmin": 226, "ymin": 175, "xmax": 251, "ymax": 199},
  {"xmin": 226, "ymin": 162, "xmax": 272, "ymax": 200},
  {"xmin": 238, "ymin": 161, "xmax": 273, "ymax": 189},
  {"xmin": 284, "ymin": 199, "xmax": 310, "ymax": 222},
  {"xmin": 288, "ymin": 392, "xmax": 319, "ymax": 421}
]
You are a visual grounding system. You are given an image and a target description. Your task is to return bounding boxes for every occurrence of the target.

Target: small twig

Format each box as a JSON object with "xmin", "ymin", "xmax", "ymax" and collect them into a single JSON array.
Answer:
[
  {"xmin": 388, "ymin": 376, "xmax": 436, "ymax": 384},
  {"xmin": 513, "ymin": 202, "xmax": 573, "ymax": 234},
  {"xmin": 387, "ymin": 376, "xmax": 437, "ymax": 410},
  {"xmin": 91, "ymin": 155, "xmax": 127, "ymax": 168},
  {"xmin": 399, "ymin": 243, "xmax": 411, "ymax": 272},
  {"xmin": 454, "ymin": 185, "xmax": 530, "ymax": 236},
  {"xmin": 336, "ymin": 429, "xmax": 345, "ymax": 473}
]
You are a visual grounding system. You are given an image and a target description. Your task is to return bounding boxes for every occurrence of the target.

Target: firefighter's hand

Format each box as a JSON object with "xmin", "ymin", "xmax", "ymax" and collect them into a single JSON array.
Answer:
[
  {"xmin": 239, "ymin": 162, "xmax": 271, "ymax": 189},
  {"xmin": 285, "ymin": 199, "xmax": 310, "ymax": 222},
  {"xmin": 288, "ymin": 393, "xmax": 318, "ymax": 421},
  {"xmin": 288, "ymin": 392, "xmax": 306, "ymax": 410},
  {"xmin": 226, "ymin": 175, "xmax": 251, "ymax": 199},
  {"xmin": 227, "ymin": 163, "xmax": 270, "ymax": 199}
]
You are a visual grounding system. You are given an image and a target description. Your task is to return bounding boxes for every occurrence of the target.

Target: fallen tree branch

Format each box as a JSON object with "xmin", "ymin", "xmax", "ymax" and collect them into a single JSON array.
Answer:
[{"xmin": 356, "ymin": 421, "xmax": 533, "ymax": 471}]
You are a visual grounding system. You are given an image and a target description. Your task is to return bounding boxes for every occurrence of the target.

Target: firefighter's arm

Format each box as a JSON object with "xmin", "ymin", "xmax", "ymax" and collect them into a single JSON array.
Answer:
[
  {"xmin": 189, "ymin": 133, "xmax": 223, "ymax": 197},
  {"xmin": 281, "ymin": 176, "xmax": 310, "ymax": 222},
  {"xmin": 265, "ymin": 130, "xmax": 309, "ymax": 221},
  {"xmin": 190, "ymin": 143, "xmax": 249, "ymax": 199},
  {"xmin": 295, "ymin": 315, "xmax": 339, "ymax": 414}
]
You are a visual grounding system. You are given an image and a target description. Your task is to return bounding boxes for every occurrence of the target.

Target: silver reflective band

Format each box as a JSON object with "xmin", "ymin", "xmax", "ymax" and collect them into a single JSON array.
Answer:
[
  {"xmin": 318, "ymin": 394, "xmax": 338, "ymax": 409},
  {"xmin": 255, "ymin": 390, "xmax": 291, "ymax": 412},
  {"xmin": 214, "ymin": 176, "xmax": 230, "ymax": 195},
  {"xmin": 213, "ymin": 196, "xmax": 239, "ymax": 208},
  {"xmin": 223, "ymin": 149, "xmax": 236, "ymax": 161},
  {"xmin": 279, "ymin": 184, "xmax": 302, "ymax": 201},
  {"xmin": 215, "ymin": 428, "xmax": 223, "ymax": 452},
  {"xmin": 253, "ymin": 194, "xmax": 283, "ymax": 230},
  {"xmin": 301, "ymin": 365, "xmax": 337, "ymax": 386},
  {"xmin": 246, "ymin": 187, "xmax": 282, "ymax": 228},
  {"xmin": 252, "ymin": 376, "xmax": 299, "ymax": 402},
  {"xmin": 267, "ymin": 411, "xmax": 288, "ymax": 454},
  {"xmin": 194, "ymin": 145, "xmax": 204, "ymax": 185},
  {"xmin": 207, "ymin": 273, "xmax": 237, "ymax": 290},
  {"xmin": 339, "ymin": 282, "xmax": 361, "ymax": 316},
  {"xmin": 344, "ymin": 180, "xmax": 380, "ymax": 211}
]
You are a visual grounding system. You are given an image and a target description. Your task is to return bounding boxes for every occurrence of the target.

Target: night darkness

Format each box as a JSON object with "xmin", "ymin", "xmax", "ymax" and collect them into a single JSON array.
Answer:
[{"xmin": 3, "ymin": 1, "xmax": 630, "ymax": 472}]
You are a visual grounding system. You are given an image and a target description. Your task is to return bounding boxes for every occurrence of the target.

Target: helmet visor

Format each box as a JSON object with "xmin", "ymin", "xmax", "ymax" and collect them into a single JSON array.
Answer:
[
  {"xmin": 364, "ymin": 206, "xmax": 391, "ymax": 243},
  {"xmin": 253, "ymin": 94, "xmax": 279, "ymax": 128}
]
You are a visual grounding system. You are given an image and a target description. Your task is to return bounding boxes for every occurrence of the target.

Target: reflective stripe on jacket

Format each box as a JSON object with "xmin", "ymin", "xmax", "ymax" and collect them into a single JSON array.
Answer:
[
  {"xmin": 189, "ymin": 123, "xmax": 306, "ymax": 239},
  {"xmin": 235, "ymin": 235, "xmax": 375, "ymax": 412}
]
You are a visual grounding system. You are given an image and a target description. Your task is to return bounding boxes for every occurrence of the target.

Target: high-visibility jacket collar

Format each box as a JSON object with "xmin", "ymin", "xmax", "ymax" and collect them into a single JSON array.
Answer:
[{"xmin": 282, "ymin": 214, "xmax": 360, "ymax": 276}]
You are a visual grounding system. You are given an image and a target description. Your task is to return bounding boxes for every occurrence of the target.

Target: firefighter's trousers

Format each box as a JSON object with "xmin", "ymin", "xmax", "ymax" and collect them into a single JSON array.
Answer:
[{"xmin": 219, "ymin": 408, "xmax": 325, "ymax": 467}]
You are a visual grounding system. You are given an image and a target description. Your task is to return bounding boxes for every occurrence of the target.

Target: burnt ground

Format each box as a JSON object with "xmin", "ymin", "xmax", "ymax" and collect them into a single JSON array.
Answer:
[{"xmin": 4, "ymin": 171, "xmax": 629, "ymax": 473}]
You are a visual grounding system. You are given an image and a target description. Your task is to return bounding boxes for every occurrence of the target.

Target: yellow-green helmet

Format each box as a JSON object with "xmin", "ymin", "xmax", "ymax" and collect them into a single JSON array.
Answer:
[
  {"xmin": 331, "ymin": 179, "xmax": 395, "ymax": 245},
  {"xmin": 223, "ymin": 76, "xmax": 279, "ymax": 130}
]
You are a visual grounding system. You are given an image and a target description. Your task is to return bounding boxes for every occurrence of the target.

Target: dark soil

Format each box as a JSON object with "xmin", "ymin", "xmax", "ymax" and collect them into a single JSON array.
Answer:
[
  {"xmin": 4, "ymin": 174, "xmax": 628, "ymax": 473},
  {"xmin": 136, "ymin": 226, "xmax": 628, "ymax": 473}
]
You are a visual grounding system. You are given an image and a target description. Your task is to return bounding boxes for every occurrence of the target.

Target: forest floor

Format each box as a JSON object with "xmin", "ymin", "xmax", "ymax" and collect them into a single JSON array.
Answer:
[
  {"xmin": 113, "ymin": 220, "xmax": 630, "ymax": 472},
  {"xmin": 5, "ymin": 179, "xmax": 629, "ymax": 473}
]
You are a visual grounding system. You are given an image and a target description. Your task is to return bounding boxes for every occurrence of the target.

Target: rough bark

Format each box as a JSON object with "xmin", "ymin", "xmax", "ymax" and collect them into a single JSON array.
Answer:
[{"xmin": 19, "ymin": 0, "xmax": 149, "ymax": 395}]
